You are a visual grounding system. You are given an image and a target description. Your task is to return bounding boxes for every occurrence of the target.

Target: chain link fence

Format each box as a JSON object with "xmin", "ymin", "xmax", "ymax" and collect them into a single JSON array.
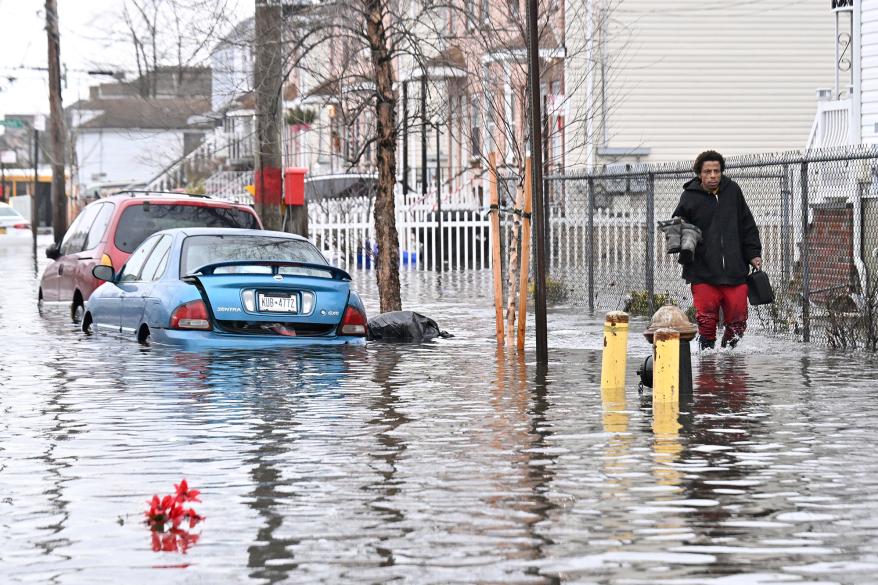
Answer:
[{"xmin": 545, "ymin": 145, "xmax": 878, "ymax": 349}]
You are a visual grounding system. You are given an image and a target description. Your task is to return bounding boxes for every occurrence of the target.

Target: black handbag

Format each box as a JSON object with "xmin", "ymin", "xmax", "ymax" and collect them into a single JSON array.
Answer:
[{"xmin": 746, "ymin": 268, "xmax": 775, "ymax": 305}]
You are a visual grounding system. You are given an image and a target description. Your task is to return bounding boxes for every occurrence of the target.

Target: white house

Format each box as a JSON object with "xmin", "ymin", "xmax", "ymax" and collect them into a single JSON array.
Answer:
[
  {"xmin": 68, "ymin": 68, "xmax": 212, "ymax": 191},
  {"xmin": 566, "ymin": 0, "xmax": 838, "ymax": 168}
]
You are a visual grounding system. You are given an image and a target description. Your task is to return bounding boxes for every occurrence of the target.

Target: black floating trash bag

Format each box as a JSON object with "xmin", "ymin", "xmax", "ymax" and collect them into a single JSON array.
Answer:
[{"xmin": 367, "ymin": 311, "xmax": 452, "ymax": 342}]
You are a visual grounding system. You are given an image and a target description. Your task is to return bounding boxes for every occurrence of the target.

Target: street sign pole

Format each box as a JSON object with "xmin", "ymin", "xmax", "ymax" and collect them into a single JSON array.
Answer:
[
  {"xmin": 32, "ymin": 129, "xmax": 40, "ymax": 241},
  {"xmin": 32, "ymin": 115, "xmax": 45, "ymax": 243}
]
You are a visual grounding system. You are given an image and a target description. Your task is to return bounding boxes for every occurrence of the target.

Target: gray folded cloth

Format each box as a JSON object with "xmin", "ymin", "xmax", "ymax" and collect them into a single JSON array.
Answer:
[
  {"xmin": 658, "ymin": 217, "xmax": 683, "ymax": 253},
  {"xmin": 658, "ymin": 217, "xmax": 702, "ymax": 265}
]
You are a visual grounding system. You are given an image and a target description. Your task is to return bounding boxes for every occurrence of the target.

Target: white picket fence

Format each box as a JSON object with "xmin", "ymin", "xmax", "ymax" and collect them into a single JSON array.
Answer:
[
  {"xmin": 310, "ymin": 198, "xmax": 494, "ymax": 272},
  {"xmin": 311, "ymin": 196, "xmax": 790, "ymax": 283}
]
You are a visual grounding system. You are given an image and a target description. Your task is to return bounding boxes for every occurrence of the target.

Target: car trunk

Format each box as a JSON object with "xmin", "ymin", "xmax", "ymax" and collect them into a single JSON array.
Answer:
[{"xmin": 185, "ymin": 264, "xmax": 352, "ymax": 337}]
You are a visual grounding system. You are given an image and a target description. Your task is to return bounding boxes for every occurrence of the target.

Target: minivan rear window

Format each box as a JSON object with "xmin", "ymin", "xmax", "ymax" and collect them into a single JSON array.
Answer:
[{"xmin": 115, "ymin": 203, "xmax": 259, "ymax": 253}]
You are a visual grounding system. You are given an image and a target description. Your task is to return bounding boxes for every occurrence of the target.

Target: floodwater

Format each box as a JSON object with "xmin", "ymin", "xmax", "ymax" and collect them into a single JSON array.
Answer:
[{"xmin": 2, "ymin": 235, "xmax": 878, "ymax": 585}]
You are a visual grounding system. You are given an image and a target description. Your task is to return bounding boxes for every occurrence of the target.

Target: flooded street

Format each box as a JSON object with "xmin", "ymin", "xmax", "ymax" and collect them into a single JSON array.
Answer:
[{"xmin": 3, "ymin": 236, "xmax": 878, "ymax": 584}]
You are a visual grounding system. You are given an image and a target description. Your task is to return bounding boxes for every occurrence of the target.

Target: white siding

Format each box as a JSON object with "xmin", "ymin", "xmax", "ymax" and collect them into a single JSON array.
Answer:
[
  {"xmin": 75, "ymin": 129, "xmax": 185, "ymax": 187},
  {"xmin": 570, "ymin": 0, "xmax": 836, "ymax": 165},
  {"xmin": 861, "ymin": 2, "xmax": 878, "ymax": 143}
]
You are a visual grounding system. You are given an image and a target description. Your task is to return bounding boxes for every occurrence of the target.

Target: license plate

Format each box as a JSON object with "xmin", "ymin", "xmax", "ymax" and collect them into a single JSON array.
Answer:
[
  {"xmin": 258, "ymin": 293, "xmax": 297, "ymax": 313},
  {"xmin": 0, "ymin": 227, "xmax": 6, "ymax": 234}
]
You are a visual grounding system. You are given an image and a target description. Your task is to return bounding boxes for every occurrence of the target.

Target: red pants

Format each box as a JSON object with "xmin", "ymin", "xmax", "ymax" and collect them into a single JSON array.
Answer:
[{"xmin": 691, "ymin": 283, "xmax": 748, "ymax": 342}]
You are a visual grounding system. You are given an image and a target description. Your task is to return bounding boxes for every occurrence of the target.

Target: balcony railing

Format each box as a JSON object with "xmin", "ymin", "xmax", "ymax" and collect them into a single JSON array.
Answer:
[{"xmin": 806, "ymin": 98, "xmax": 853, "ymax": 150}]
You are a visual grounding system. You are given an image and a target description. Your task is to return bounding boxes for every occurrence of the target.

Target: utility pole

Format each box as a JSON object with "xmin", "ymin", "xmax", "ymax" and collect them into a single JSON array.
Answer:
[
  {"xmin": 526, "ymin": 0, "xmax": 548, "ymax": 362},
  {"xmin": 46, "ymin": 0, "xmax": 67, "ymax": 242},
  {"xmin": 254, "ymin": 0, "xmax": 286, "ymax": 232}
]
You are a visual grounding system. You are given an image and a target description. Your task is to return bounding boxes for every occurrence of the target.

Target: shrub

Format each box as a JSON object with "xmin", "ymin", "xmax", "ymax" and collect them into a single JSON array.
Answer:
[
  {"xmin": 528, "ymin": 277, "xmax": 569, "ymax": 304},
  {"xmin": 623, "ymin": 290, "xmax": 678, "ymax": 316}
]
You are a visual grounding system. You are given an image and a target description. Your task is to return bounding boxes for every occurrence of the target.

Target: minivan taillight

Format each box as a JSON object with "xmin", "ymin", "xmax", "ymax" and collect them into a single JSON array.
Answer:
[
  {"xmin": 339, "ymin": 305, "xmax": 367, "ymax": 336},
  {"xmin": 170, "ymin": 300, "xmax": 211, "ymax": 330}
]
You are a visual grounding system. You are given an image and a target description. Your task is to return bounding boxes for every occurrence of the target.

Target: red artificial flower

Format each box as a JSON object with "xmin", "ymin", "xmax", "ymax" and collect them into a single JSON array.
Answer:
[
  {"xmin": 174, "ymin": 479, "xmax": 201, "ymax": 504},
  {"xmin": 145, "ymin": 480, "xmax": 204, "ymax": 554},
  {"xmin": 145, "ymin": 494, "xmax": 169, "ymax": 526},
  {"xmin": 169, "ymin": 503, "xmax": 186, "ymax": 529}
]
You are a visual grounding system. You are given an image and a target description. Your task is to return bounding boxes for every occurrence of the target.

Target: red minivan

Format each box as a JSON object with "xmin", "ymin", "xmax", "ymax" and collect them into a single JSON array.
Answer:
[{"xmin": 39, "ymin": 192, "xmax": 262, "ymax": 321}]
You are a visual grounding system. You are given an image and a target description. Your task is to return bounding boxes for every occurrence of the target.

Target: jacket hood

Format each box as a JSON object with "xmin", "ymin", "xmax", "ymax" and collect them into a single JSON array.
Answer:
[{"xmin": 683, "ymin": 175, "xmax": 732, "ymax": 193}]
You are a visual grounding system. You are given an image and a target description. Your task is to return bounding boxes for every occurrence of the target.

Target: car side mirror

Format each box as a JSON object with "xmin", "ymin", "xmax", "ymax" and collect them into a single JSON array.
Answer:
[
  {"xmin": 92, "ymin": 265, "xmax": 116, "ymax": 283},
  {"xmin": 45, "ymin": 242, "xmax": 61, "ymax": 260}
]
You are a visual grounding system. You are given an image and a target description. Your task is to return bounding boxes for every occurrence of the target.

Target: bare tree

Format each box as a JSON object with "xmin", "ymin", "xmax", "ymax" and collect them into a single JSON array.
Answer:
[
  {"xmin": 279, "ymin": 0, "xmax": 448, "ymax": 313},
  {"xmin": 109, "ymin": 0, "xmax": 241, "ymax": 97}
]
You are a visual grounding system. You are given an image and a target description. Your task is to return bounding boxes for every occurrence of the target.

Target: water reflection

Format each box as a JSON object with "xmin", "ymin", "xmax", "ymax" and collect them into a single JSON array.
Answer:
[
  {"xmin": 4, "ymin": 239, "xmax": 878, "ymax": 583},
  {"xmin": 366, "ymin": 345, "xmax": 411, "ymax": 568}
]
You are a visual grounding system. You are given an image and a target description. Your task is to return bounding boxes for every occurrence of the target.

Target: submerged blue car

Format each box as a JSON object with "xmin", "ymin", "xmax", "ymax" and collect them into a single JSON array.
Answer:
[{"xmin": 82, "ymin": 228, "xmax": 368, "ymax": 348}]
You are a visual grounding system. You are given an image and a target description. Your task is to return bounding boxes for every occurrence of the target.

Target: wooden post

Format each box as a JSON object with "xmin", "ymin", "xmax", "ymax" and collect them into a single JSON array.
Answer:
[
  {"xmin": 517, "ymin": 157, "xmax": 533, "ymax": 350},
  {"xmin": 488, "ymin": 153, "xmax": 504, "ymax": 344},
  {"xmin": 46, "ymin": 0, "xmax": 67, "ymax": 242},
  {"xmin": 505, "ymin": 170, "xmax": 525, "ymax": 347},
  {"xmin": 600, "ymin": 311, "xmax": 629, "ymax": 390},
  {"xmin": 254, "ymin": 0, "xmax": 285, "ymax": 232}
]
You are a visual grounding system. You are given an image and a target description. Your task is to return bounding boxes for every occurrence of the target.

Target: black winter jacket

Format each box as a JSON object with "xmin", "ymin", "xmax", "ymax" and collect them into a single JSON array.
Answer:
[{"xmin": 671, "ymin": 175, "xmax": 762, "ymax": 286}]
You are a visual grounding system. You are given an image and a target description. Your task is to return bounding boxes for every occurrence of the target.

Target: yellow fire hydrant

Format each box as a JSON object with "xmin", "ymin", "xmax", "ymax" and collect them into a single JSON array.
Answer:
[{"xmin": 640, "ymin": 305, "xmax": 698, "ymax": 402}]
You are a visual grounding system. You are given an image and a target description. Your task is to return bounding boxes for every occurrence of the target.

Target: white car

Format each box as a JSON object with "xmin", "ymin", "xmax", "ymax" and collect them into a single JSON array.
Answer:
[{"xmin": 0, "ymin": 202, "xmax": 31, "ymax": 237}]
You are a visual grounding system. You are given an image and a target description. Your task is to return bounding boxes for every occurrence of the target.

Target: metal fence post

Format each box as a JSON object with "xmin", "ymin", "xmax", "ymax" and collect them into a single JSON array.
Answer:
[
  {"xmin": 646, "ymin": 172, "xmax": 656, "ymax": 316},
  {"xmin": 544, "ymin": 175, "xmax": 552, "ymax": 269},
  {"xmin": 781, "ymin": 163, "xmax": 791, "ymax": 285},
  {"xmin": 588, "ymin": 176, "xmax": 595, "ymax": 314},
  {"xmin": 801, "ymin": 162, "xmax": 811, "ymax": 343}
]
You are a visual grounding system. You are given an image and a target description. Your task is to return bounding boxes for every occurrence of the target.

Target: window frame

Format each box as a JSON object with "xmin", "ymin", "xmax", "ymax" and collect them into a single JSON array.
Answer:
[
  {"xmin": 139, "ymin": 235, "xmax": 173, "ymax": 282},
  {"xmin": 60, "ymin": 203, "xmax": 102, "ymax": 256},
  {"xmin": 85, "ymin": 201, "xmax": 116, "ymax": 251},
  {"xmin": 118, "ymin": 235, "xmax": 162, "ymax": 283}
]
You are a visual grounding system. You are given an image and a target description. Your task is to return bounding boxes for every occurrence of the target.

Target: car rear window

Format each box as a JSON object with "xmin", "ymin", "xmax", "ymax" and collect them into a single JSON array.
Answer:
[
  {"xmin": 114, "ymin": 202, "xmax": 259, "ymax": 253},
  {"xmin": 0, "ymin": 206, "xmax": 21, "ymax": 217},
  {"xmin": 181, "ymin": 235, "xmax": 328, "ymax": 276}
]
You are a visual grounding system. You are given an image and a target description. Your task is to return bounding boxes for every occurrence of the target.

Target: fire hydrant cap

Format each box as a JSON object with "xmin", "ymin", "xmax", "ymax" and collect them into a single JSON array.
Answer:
[{"xmin": 643, "ymin": 304, "xmax": 698, "ymax": 343}]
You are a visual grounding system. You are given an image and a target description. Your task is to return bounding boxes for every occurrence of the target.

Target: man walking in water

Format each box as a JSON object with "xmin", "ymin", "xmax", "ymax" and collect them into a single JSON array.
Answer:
[{"xmin": 671, "ymin": 150, "xmax": 762, "ymax": 349}]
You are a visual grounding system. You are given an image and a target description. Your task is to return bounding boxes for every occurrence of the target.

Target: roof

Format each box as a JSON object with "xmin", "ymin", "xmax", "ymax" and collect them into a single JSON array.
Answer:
[
  {"xmin": 102, "ymin": 191, "xmax": 253, "ymax": 209},
  {"xmin": 90, "ymin": 67, "xmax": 212, "ymax": 100},
  {"xmin": 213, "ymin": 17, "xmax": 255, "ymax": 52},
  {"xmin": 70, "ymin": 97, "xmax": 212, "ymax": 130},
  {"xmin": 175, "ymin": 227, "xmax": 305, "ymax": 241}
]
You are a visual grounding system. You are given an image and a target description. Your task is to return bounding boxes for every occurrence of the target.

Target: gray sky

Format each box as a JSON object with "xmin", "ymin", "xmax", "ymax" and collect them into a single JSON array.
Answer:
[{"xmin": 0, "ymin": 0, "xmax": 250, "ymax": 115}]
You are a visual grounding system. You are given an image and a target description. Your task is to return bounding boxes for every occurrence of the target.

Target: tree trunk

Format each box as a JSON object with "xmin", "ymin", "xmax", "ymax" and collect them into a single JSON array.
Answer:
[{"xmin": 363, "ymin": 0, "xmax": 402, "ymax": 313}]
